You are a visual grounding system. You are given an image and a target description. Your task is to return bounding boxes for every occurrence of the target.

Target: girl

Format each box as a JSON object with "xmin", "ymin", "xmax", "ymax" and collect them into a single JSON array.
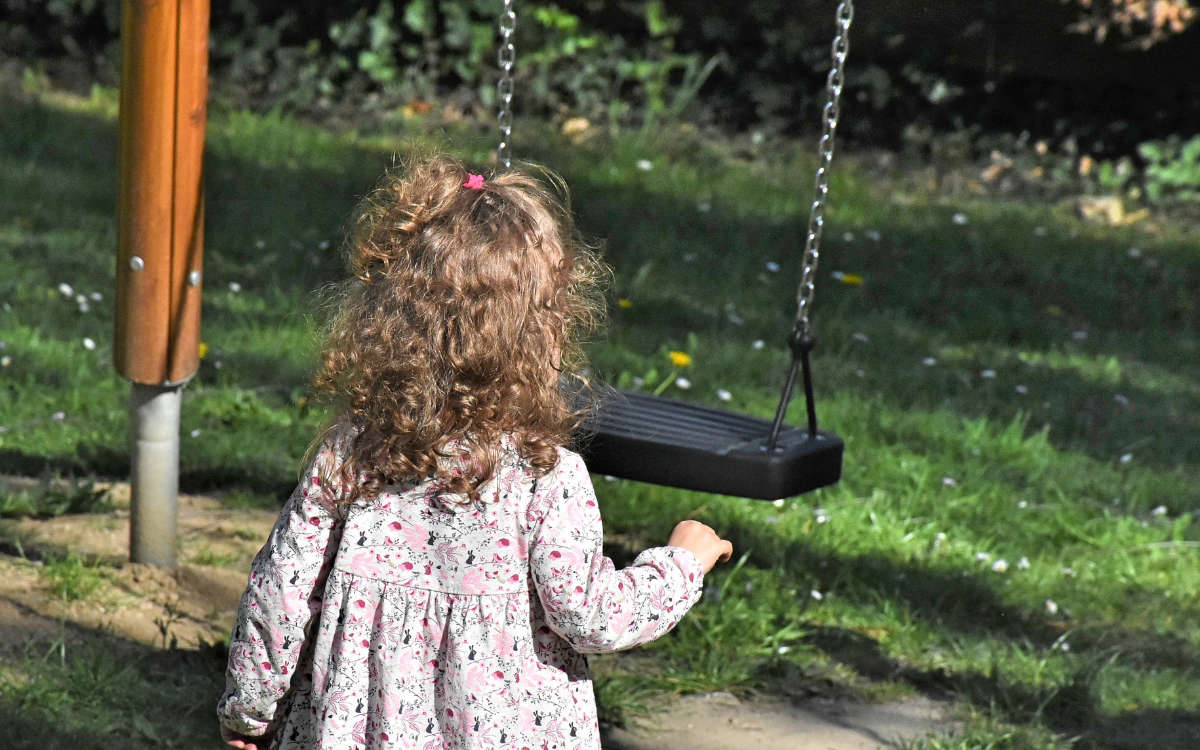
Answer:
[{"xmin": 217, "ymin": 155, "xmax": 733, "ymax": 750}]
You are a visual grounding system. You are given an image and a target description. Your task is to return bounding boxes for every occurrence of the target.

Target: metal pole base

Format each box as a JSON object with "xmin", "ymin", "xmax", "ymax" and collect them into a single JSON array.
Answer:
[{"xmin": 129, "ymin": 382, "xmax": 181, "ymax": 568}]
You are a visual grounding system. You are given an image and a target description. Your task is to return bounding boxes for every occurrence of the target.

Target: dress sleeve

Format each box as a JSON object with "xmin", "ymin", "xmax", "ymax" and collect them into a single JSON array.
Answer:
[
  {"xmin": 526, "ymin": 450, "xmax": 705, "ymax": 654},
  {"xmin": 216, "ymin": 437, "xmax": 347, "ymax": 737}
]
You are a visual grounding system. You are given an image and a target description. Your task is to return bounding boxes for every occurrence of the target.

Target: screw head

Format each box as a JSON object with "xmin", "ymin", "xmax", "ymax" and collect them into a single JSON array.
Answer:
[
  {"xmin": 188, "ymin": 270, "xmax": 202, "ymax": 286},
  {"xmin": 129, "ymin": 255, "xmax": 145, "ymax": 271}
]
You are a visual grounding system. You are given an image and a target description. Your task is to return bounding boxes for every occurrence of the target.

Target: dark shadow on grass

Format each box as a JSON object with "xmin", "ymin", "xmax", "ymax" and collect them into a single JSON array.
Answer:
[
  {"xmin": 724, "ymin": 519, "xmax": 1200, "ymax": 671},
  {"xmin": 0, "ymin": 94, "xmax": 372, "ymax": 296},
  {"xmin": 709, "ymin": 520, "xmax": 1200, "ymax": 748},
  {"xmin": 794, "ymin": 625, "xmax": 1200, "ymax": 750},
  {"xmin": 0, "ymin": 600, "xmax": 228, "ymax": 750},
  {"xmin": 208, "ymin": 350, "xmax": 313, "ymax": 395},
  {"xmin": 0, "ymin": 446, "xmax": 294, "ymax": 500},
  {"xmin": 0, "ymin": 447, "xmax": 126, "ymax": 480},
  {"xmin": 179, "ymin": 465, "xmax": 295, "ymax": 498}
]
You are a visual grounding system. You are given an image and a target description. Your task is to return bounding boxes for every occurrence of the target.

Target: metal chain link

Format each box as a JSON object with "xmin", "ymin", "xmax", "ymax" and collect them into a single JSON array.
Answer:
[
  {"xmin": 793, "ymin": 0, "xmax": 853, "ymax": 338},
  {"xmin": 496, "ymin": 0, "xmax": 517, "ymax": 170}
]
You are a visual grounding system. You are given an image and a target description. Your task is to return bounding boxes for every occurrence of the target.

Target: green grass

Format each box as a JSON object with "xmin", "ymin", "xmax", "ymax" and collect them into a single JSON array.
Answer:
[
  {"xmin": 2, "ymin": 75, "xmax": 1199, "ymax": 748},
  {"xmin": 188, "ymin": 544, "xmax": 239, "ymax": 569},
  {"xmin": 0, "ymin": 636, "xmax": 226, "ymax": 749},
  {"xmin": 0, "ymin": 475, "xmax": 111, "ymax": 518},
  {"xmin": 42, "ymin": 552, "xmax": 106, "ymax": 602}
]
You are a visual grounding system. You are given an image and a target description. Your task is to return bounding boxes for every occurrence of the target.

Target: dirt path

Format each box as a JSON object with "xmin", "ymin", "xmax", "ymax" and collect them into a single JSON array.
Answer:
[
  {"xmin": 0, "ymin": 479, "xmax": 954, "ymax": 749},
  {"xmin": 605, "ymin": 691, "xmax": 950, "ymax": 750}
]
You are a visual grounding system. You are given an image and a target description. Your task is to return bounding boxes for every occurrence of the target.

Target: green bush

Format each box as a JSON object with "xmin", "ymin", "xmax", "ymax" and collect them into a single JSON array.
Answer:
[
  {"xmin": 1139, "ymin": 135, "xmax": 1200, "ymax": 202},
  {"xmin": 0, "ymin": 0, "xmax": 846, "ymax": 132},
  {"xmin": 7, "ymin": 0, "xmax": 1200, "ymax": 160},
  {"xmin": 521, "ymin": 3, "xmax": 721, "ymax": 132}
]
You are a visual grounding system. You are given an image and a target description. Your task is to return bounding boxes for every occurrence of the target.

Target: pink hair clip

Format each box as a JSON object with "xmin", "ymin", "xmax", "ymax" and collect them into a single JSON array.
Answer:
[{"xmin": 462, "ymin": 173, "xmax": 485, "ymax": 190}]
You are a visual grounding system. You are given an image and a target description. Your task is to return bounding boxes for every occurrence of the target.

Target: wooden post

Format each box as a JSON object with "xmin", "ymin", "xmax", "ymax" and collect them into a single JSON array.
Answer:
[{"xmin": 115, "ymin": 0, "xmax": 210, "ymax": 568}]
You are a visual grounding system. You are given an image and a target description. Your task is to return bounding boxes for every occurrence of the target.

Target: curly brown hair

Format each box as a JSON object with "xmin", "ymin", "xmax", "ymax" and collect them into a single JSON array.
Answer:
[{"xmin": 311, "ymin": 154, "xmax": 606, "ymax": 505}]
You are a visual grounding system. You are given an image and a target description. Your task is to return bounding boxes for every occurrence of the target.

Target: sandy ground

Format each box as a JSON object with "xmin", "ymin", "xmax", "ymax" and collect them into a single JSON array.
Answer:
[
  {"xmin": 0, "ymin": 478, "xmax": 954, "ymax": 749},
  {"xmin": 606, "ymin": 691, "xmax": 950, "ymax": 750},
  {"xmin": 0, "ymin": 480, "xmax": 274, "ymax": 650}
]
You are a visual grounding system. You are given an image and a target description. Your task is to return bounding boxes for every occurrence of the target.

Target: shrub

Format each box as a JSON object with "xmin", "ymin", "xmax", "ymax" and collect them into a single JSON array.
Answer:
[{"xmin": 1139, "ymin": 135, "xmax": 1200, "ymax": 202}]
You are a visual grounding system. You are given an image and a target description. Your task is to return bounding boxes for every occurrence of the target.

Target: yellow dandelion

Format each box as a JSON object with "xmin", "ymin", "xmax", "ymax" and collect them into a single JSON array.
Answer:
[
  {"xmin": 839, "ymin": 273, "xmax": 864, "ymax": 286},
  {"xmin": 668, "ymin": 350, "xmax": 693, "ymax": 368},
  {"xmin": 197, "ymin": 341, "xmax": 209, "ymax": 359},
  {"xmin": 618, "ymin": 298, "xmax": 633, "ymax": 309}
]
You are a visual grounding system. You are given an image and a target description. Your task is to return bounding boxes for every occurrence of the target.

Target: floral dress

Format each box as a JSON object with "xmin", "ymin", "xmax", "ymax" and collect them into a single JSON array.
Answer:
[{"xmin": 217, "ymin": 438, "xmax": 705, "ymax": 749}]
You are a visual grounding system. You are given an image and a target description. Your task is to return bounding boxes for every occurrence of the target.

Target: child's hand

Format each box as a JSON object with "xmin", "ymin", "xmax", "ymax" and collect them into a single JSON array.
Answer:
[
  {"xmin": 220, "ymin": 725, "xmax": 271, "ymax": 750},
  {"xmin": 667, "ymin": 520, "xmax": 733, "ymax": 574}
]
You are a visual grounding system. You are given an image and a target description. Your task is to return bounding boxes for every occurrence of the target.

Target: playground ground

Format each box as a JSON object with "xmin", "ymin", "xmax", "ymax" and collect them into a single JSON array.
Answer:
[{"xmin": 0, "ymin": 477, "xmax": 952, "ymax": 750}]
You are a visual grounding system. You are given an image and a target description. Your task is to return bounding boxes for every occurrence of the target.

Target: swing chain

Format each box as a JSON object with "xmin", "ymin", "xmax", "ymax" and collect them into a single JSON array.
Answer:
[
  {"xmin": 496, "ymin": 0, "xmax": 517, "ymax": 170},
  {"xmin": 766, "ymin": 0, "xmax": 852, "ymax": 450},
  {"xmin": 793, "ymin": 0, "xmax": 853, "ymax": 338}
]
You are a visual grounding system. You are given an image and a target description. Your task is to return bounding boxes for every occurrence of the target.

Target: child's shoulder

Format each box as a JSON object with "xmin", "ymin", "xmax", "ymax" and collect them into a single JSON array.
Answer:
[
  {"xmin": 496, "ymin": 444, "xmax": 588, "ymax": 498},
  {"xmin": 532, "ymin": 445, "xmax": 586, "ymax": 479},
  {"xmin": 496, "ymin": 435, "xmax": 583, "ymax": 474},
  {"xmin": 529, "ymin": 446, "xmax": 591, "ymax": 496}
]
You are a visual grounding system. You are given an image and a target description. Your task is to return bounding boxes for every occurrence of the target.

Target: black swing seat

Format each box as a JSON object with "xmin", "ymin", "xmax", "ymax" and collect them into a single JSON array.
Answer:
[{"xmin": 575, "ymin": 389, "xmax": 844, "ymax": 499}]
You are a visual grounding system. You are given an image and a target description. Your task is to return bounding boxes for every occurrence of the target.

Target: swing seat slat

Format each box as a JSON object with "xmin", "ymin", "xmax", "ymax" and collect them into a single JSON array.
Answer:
[{"xmin": 576, "ymin": 390, "xmax": 843, "ymax": 499}]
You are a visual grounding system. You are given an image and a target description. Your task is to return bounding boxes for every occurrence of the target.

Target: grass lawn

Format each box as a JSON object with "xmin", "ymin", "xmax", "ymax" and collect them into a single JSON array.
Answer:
[{"xmin": 1, "ymin": 75, "xmax": 1198, "ymax": 749}]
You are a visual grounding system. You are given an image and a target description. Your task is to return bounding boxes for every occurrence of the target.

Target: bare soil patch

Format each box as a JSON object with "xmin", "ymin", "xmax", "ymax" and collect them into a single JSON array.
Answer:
[{"xmin": 0, "ymin": 480, "xmax": 272, "ymax": 652}]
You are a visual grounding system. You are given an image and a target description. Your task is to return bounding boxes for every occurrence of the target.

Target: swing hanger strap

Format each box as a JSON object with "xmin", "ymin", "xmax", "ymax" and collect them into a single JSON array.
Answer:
[
  {"xmin": 793, "ymin": 0, "xmax": 853, "ymax": 339},
  {"xmin": 496, "ymin": 0, "xmax": 517, "ymax": 170}
]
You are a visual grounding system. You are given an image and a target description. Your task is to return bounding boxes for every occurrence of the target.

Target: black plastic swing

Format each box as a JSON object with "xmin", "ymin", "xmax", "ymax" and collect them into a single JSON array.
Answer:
[
  {"xmin": 576, "ymin": 395, "xmax": 843, "ymax": 499},
  {"xmin": 492, "ymin": 0, "xmax": 853, "ymax": 499},
  {"xmin": 574, "ymin": 333, "xmax": 844, "ymax": 500}
]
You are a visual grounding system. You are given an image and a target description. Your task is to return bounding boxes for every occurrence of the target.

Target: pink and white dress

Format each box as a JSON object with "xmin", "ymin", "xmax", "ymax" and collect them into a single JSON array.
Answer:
[{"xmin": 217, "ymin": 437, "xmax": 704, "ymax": 749}]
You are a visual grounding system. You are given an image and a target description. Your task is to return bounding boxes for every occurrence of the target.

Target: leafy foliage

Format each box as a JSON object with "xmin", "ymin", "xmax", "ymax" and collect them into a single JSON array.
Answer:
[
  {"xmin": 1065, "ymin": 0, "xmax": 1196, "ymax": 47},
  {"xmin": 1139, "ymin": 135, "xmax": 1200, "ymax": 202},
  {"xmin": 5, "ymin": 0, "xmax": 1200, "ymax": 156}
]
